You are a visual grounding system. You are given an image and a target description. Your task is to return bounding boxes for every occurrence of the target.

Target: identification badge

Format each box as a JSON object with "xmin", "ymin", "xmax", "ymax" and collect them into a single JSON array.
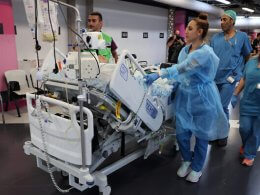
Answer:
[
  {"xmin": 257, "ymin": 83, "xmax": 260, "ymax": 89},
  {"xmin": 227, "ymin": 76, "xmax": 235, "ymax": 84}
]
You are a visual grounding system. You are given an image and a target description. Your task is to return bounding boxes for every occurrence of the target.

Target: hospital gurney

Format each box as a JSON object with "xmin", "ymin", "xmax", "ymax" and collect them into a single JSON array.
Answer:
[{"xmin": 24, "ymin": 50, "xmax": 176, "ymax": 194}]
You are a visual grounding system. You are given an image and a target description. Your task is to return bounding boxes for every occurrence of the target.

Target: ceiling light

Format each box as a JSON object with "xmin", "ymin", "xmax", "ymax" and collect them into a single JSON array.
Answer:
[
  {"xmin": 215, "ymin": 0, "xmax": 231, "ymax": 5},
  {"xmin": 242, "ymin": 7, "xmax": 255, "ymax": 13}
]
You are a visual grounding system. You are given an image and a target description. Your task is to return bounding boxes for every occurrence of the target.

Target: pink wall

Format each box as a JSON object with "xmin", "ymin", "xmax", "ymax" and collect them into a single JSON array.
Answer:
[
  {"xmin": 0, "ymin": 0, "xmax": 18, "ymax": 91},
  {"xmin": 175, "ymin": 10, "xmax": 186, "ymax": 39},
  {"xmin": 0, "ymin": 0, "xmax": 15, "ymax": 34}
]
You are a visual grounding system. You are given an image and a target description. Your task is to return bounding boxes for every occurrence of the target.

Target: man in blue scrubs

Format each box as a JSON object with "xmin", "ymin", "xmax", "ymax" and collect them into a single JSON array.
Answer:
[{"xmin": 210, "ymin": 10, "xmax": 252, "ymax": 146}]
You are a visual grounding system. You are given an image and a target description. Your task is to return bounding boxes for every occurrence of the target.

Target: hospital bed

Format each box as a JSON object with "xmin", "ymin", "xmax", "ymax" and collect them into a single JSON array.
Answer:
[{"xmin": 23, "ymin": 50, "xmax": 175, "ymax": 194}]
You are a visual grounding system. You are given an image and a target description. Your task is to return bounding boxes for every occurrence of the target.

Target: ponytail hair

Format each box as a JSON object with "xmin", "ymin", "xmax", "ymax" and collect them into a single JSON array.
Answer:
[
  {"xmin": 198, "ymin": 13, "xmax": 208, "ymax": 21},
  {"xmin": 192, "ymin": 13, "xmax": 209, "ymax": 39}
]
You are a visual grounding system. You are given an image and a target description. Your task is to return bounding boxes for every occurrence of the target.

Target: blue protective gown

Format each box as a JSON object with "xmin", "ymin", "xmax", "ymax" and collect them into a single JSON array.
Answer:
[
  {"xmin": 161, "ymin": 44, "xmax": 229, "ymax": 141},
  {"xmin": 210, "ymin": 31, "xmax": 252, "ymax": 84},
  {"xmin": 240, "ymin": 57, "xmax": 260, "ymax": 116}
]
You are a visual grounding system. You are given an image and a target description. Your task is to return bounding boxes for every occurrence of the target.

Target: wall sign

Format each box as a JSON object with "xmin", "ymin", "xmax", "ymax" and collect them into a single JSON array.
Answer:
[
  {"xmin": 159, "ymin": 33, "xmax": 164, "ymax": 38},
  {"xmin": 122, "ymin": 31, "xmax": 128, "ymax": 38},
  {"xmin": 143, "ymin": 32, "xmax": 148, "ymax": 38}
]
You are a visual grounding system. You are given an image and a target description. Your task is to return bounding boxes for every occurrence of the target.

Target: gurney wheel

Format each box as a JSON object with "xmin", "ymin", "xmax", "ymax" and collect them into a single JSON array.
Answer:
[
  {"xmin": 99, "ymin": 186, "xmax": 111, "ymax": 195},
  {"xmin": 60, "ymin": 171, "xmax": 69, "ymax": 179}
]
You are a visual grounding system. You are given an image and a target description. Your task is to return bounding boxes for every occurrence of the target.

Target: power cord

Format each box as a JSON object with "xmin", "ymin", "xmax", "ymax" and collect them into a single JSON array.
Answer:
[
  {"xmin": 36, "ymin": 99, "xmax": 74, "ymax": 193},
  {"xmin": 34, "ymin": 0, "xmax": 41, "ymax": 100},
  {"xmin": 47, "ymin": 0, "xmax": 59, "ymax": 74}
]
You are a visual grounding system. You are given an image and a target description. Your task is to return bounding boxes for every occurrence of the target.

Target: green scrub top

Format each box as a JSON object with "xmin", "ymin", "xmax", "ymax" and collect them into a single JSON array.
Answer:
[
  {"xmin": 99, "ymin": 32, "xmax": 113, "ymax": 61},
  {"xmin": 83, "ymin": 32, "xmax": 113, "ymax": 62}
]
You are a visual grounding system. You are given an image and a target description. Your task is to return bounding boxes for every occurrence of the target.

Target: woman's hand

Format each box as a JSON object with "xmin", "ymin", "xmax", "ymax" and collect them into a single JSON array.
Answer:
[{"xmin": 144, "ymin": 73, "xmax": 160, "ymax": 86}]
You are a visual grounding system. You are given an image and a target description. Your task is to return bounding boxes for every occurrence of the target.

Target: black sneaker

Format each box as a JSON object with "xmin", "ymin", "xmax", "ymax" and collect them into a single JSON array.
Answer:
[
  {"xmin": 209, "ymin": 140, "xmax": 216, "ymax": 145},
  {"xmin": 217, "ymin": 137, "xmax": 228, "ymax": 147}
]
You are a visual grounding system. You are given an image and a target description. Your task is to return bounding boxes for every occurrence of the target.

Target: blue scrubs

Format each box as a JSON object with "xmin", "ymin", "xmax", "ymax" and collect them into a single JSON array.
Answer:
[
  {"xmin": 177, "ymin": 131, "xmax": 208, "ymax": 172},
  {"xmin": 239, "ymin": 57, "xmax": 260, "ymax": 160},
  {"xmin": 161, "ymin": 44, "xmax": 229, "ymax": 171},
  {"xmin": 210, "ymin": 31, "xmax": 252, "ymax": 120}
]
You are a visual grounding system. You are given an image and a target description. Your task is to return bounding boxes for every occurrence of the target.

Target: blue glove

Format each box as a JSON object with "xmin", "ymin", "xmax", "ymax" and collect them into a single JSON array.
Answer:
[
  {"xmin": 144, "ymin": 73, "xmax": 160, "ymax": 86},
  {"xmin": 231, "ymin": 95, "xmax": 238, "ymax": 108}
]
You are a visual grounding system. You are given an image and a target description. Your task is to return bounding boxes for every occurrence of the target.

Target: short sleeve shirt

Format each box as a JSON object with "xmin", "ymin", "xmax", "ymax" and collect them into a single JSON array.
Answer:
[{"xmin": 210, "ymin": 31, "xmax": 252, "ymax": 84}]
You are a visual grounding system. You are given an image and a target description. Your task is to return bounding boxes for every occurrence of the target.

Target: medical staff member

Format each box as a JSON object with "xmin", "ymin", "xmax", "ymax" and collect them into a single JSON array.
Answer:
[
  {"xmin": 210, "ymin": 10, "xmax": 252, "ymax": 147},
  {"xmin": 231, "ymin": 50, "xmax": 260, "ymax": 166},
  {"xmin": 87, "ymin": 12, "xmax": 118, "ymax": 63},
  {"xmin": 145, "ymin": 13, "xmax": 228, "ymax": 182},
  {"xmin": 252, "ymin": 33, "xmax": 260, "ymax": 55}
]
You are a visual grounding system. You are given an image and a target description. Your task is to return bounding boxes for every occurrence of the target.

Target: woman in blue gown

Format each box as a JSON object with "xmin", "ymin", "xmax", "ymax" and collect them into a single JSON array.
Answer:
[{"xmin": 144, "ymin": 13, "xmax": 228, "ymax": 182}]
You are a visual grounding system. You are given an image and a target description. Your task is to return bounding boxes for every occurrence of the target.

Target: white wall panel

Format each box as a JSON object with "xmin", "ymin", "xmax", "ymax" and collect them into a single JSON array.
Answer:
[
  {"xmin": 94, "ymin": 0, "xmax": 168, "ymax": 65},
  {"xmin": 12, "ymin": 0, "xmax": 68, "ymax": 61},
  {"xmin": 13, "ymin": 0, "xmax": 168, "ymax": 65}
]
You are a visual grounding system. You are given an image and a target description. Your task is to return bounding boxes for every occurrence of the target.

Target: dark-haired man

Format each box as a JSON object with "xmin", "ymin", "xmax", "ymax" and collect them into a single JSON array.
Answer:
[
  {"xmin": 87, "ymin": 12, "xmax": 118, "ymax": 63},
  {"xmin": 167, "ymin": 33, "xmax": 185, "ymax": 63},
  {"xmin": 252, "ymin": 33, "xmax": 260, "ymax": 55},
  {"xmin": 210, "ymin": 10, "xmax": 252, "ymax": 147}
]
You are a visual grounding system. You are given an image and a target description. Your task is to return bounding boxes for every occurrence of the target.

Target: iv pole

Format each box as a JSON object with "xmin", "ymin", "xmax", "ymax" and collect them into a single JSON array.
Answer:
[{"xmin": 49, "ymin": 0, "xmax": 87, "ymax": 170}]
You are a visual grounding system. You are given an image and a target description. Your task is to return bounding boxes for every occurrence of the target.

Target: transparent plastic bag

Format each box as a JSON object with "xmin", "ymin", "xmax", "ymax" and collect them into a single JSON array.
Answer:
[{"xmin": 39, "ymin": 0, "xmax": 59, "ymax": 42}]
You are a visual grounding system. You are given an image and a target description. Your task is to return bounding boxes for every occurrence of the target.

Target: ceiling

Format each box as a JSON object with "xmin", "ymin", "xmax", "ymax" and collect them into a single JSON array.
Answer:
[
  {"xmin": 121, "ymin": 0, "xmax": 260, "ymax": 16},
  {"xmin": 197, "ymin": 0, "xmax": 260, "ymax": 15},
  {"xmin": 120, "ymin": 0, "xmax": 169, "ymax": 9}
]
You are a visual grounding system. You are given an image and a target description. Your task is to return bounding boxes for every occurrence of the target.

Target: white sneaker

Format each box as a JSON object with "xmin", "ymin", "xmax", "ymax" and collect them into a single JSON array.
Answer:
[
  {"xmin": 177, "ymin": 161, "xmax": 191, "ymax": 177},
  {"xmin": 186, "ymin": 170, "xmax": 202, "ymax": 183}
]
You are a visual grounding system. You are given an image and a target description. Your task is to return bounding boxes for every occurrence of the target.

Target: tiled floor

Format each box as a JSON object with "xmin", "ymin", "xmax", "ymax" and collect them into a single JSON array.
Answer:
[
  {"xmin": 1, "ymin": 106, "xmax": 29, "ymax": 124},
  {"xmin": 0, "ymin": 105, "xmax": 260, "ymax": 195}
]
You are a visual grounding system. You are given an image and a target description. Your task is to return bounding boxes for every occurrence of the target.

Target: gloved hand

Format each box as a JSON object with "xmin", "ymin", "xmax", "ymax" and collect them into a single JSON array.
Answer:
[
  {"xmin": 231, "ymin": 95, "xmax": 238, "ymax": 108},
  {"xmin": 144, "ymin": 73, "xmax": 160, "ymax": 86}
]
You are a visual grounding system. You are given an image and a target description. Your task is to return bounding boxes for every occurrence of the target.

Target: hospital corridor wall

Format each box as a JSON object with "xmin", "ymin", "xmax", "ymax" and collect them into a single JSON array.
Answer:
[
  {"xmin": 12, "ymin": 0, "xmax": 168, "ymax": 66},
  {"xmin": 94, "ymin": 0, "xmax": 168, "ymax": 65},
  {"xmin": 0, "ymin": 0, "xmax": 18, "ymax": 91},
  {"xmin": 12, "ymin": 0, "xmax": 69, "ymax": 61}
]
